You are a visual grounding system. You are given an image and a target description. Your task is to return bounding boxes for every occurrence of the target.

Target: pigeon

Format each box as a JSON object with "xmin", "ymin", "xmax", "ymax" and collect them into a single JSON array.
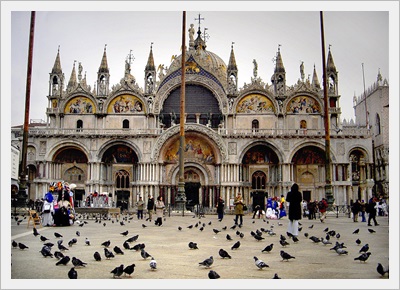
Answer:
[
  {"xmin": 33, "ymin": 228, "xmax": 40, "ymax": 237},
  {"xmin": 222, "ymin": 226, "xmax": 227, "ymax": 230},
  {"xmin": 43, "ymin": 242, "xmax": 54, "ymax": 248},
  {"xmin": 352, "ymin": 228, "xmax": 360, "ymax": 234},
  {"xmin": 231, "ymin": 241, "xmax": 241, "ymax": 250},
  {"xmin": 123, "ymin": 241, "xmax": 131, "ymax": 250},
  {"xmin": 323, "ymin": 227, "xmax": 329, "ymax": 232},
  {"xmin": 142, "ymin": 224, "xmax": 147, "ymax": 228},
  {"xmin": 355, "ymin": 238, "xmax": 361, "ymax": 245},
  {"xmin": 126, "ymin": 235, "xmax": 139, "ymax": 243},
  {"xmin": 111, "ymin": 264, "xmax": 124, "ymax": 278},
  {"xmin": 208, "ymin": 221, "xmax": 212, "ymax": 225},
  {"xmin": 239, "ymin": 232, "xmax": 245, "ymax": 239},
  {"xmin": 40, "ymin": 245, "xmax": 53, "ymax": 258},
  {"xmin": 72, "ymin": 257, "xmax": 87, "ymax": 267},
  {"xmin": 304, "ymin": 232, "xmax": 309, "ymax": 238},
  {"xmin": 292, "ymin": 236, "xmax": 299, "ymax": 243},
  {"xmin": 75, "ymin": 231, "xmax": 80, "ymax": 237},
  {"xmin": 334, "ymin": 247, "xmax": 349, "ymax": 255},
  {"xmin": 359, "ymin": 243, "xmax": 369, "ymax": 253},
  {"xmin": 56, "ymin": 255, "xmax": 70, "ymax": 266},
  {"xmin": 321, "ymin": 237, "xmax": 332, "ymax": 245},
  {"xmin": 280, "ymin": 239, "xmax": 290, "ymax": 247},
  {"xmin": 280, "ymin": 234, "xmax": 287, "ymax": 241},
  {"xmin": 254, "ymin": 256, "xmax": 269, "ymax": 269},
  {"xmin": 131, "ymin": 243, "xmax": 145, "ymax": 251},
  {"xmin": 254, "ymin": 234, "xmax": 265, "ymax": 241},
  {"xmin": 354, "ymin": 252, "xmax": 371, "ymax": 263},
  {"xmin": 93, "ymin": 251, "xmax": 102, "ymax": 261},
  {"xmin": 104, "ymin": 248, "xmax": 115, "ymax": 259},
  {"xmin": 308, "ymin": 224, "xmax": 314, "ymax": 229},
  {"xmin": 123, "ymin": 263, "xmax": 136, "ymax": 276},
  {"xmin": 178, "ymin": 226, "xmax": 182, "ymax": 231},
  {"xmin": 368, "ymin": 228, "xmax": 376, "ymax": 234},
  {"xmin": 280, "ymin": 250, "xmax": 295, "ymax": 261},
  {"xmin": 120, "ymin": 221, "xmax": 125, "ymax": 226},
  {"xmin": 188, "ymin": 242, "xmax": 199, "ymax": 250},
  {"xmin": 213, "ymin": 229, "xmax": 221, "ymax": 234},
  {"xmin": 85, "ymin": 238, "xmax": 90, "ymax": 246},
  {"xmin": 58, "ymin": 242, "xmax": 69, "ymax": 251},
  {"xmin": 120, "ymin": 230, "xmax": 129, "ymax": 236},
  {"xmin": 377, "ymin": 263, "xmax": 389, "ymax": 277},
  {"xmin": 12, "ymin": 240, "xmax": 18, "ymax": 248},
  {"xmin": 199, "ymin": 227, "xmax": 204, "ymax": 232},
  {"xmin": 101, "ymin": 240, "xmax": 111, "ymax": 247},
  {"xmin": 218, "ymin": 248, "xmax": 232, "ymax": 259},
  {"xmin": 226, "ymin": 234, "xmax": 233, "ymax": 241},
  {"xmin": 113, "ymin": 246, "xmax": 124, "ymax": 255},
  {"xmin": 199, "ymin": 256, "xmax": 214, "ymax": 268},
  {"xmin": 262, "ymin": 243, "xmax": 274, "ymax": 253},
  {"xmin": 230, "ymin": 225, "xmax": 237, "ymax": 230},
  {"xmin": 54, "ymin": 251, "xmax": 65, "ymax": 260},
  {"xmin": 149, "ymin": 257, "xmax": 157, "ymax": 270},
  {"xmin": 68, "ymin": 267, "xmax": 77, "ymax": 279},
  {"xmin": 140, "ymin": 248, "xmax": 151, "ymax": 259},
  {"xmin": 68, "ymin": 238, "xmax": 77, "ymax": 247},
  {"xmin": 54, "ymin": 232, "xmax": 63, "ymax": 238},
  {"xmin": 40, "ymin": 235, "xmax": 49, "ymax": 242},
  {"xmin": 187, "ymin": 225, "xmax": 194, "ymax": 229},
  {"xmin": 298, "ymin": 227, "xmax": 303, "ymax": 232},
  {"xmin": 18, "ymin": 243, "xmax": 29, "ymax": 250},
  {"xmin": 309, "ymin": 236, "xmax": 321, "ymax": 243},
  {"xmin": 272, "ymin": 273, "xmax": 281, "ymax": 279},
  {"xmin": 208, "ymin": 270, "xmax": 220, "ymax": 279}
]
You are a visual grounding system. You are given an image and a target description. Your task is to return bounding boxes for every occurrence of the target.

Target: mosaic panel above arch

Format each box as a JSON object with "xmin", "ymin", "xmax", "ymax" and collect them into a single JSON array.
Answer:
[
  {"xmin": 163, "ymin": 132, "xmax": 216, "ymax": 164},
  {"xmin": 286, "ymin": 95, "xmax": 321, "ymax": 114},
  {"xmin": 236, "ymin": 94, "xmax": 275, "ymax": 113},
  {"xmin": 64, "ymin": 96, "xmax": 96, "ymax": 114},
  {"xmin": 107, "ymin": 94, "xmax": 145, "ymax": 114}
]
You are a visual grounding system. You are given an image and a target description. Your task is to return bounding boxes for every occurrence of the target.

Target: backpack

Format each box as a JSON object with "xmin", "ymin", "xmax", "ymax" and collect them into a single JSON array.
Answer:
[{"xmin": 318, "ymin": 201, "xmax": 325, "ymax": 209}]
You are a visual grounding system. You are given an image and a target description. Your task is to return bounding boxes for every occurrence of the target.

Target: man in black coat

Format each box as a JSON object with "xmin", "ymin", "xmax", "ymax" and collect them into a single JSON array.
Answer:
[{"xmin": 286, "ymin": 183, "xmax": 302, "ymax": 237}]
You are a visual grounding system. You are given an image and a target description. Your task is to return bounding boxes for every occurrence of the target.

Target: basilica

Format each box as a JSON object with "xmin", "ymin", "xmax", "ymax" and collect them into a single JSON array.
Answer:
[{"xmin": 12, "ymin": 21, "xmax": 381, "ymax": 211}]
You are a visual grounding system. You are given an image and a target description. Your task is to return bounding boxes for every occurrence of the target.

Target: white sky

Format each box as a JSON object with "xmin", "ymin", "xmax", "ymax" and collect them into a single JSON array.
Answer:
[{"xmin": 4, "ymin": 2, "xmax": 396, "ymax": 127}]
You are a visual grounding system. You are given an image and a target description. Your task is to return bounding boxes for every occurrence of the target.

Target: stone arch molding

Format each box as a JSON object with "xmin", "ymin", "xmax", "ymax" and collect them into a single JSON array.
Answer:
[
  {"xmin": 152, "ymin": 124, "xmax": 227, "ymax": 163},
  {"xmin": 154, "ymin": 74, "xmax": 228, "ymax": 114},
  {"xmin": 168, "ymin": 161, "xmax": 213, "ymax": 185},
  {"xmin": 97, "ymin": 140, "xmax": 143, "ymax": 163},
  {"xmin": 45, "ymin": 139, "xmax": 91, "ymax": 162}
]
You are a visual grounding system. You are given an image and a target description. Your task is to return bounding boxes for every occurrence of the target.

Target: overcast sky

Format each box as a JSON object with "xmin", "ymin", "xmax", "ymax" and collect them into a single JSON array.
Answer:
[{"xmin": 3, "ymin": 2, "xmax": 397, "ymax": 128}]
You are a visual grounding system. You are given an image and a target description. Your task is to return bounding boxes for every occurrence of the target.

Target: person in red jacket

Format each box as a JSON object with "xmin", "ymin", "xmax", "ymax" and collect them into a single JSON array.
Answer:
[{"xmin": 318, "ymin": 198, "xmax": 328, "ymax": 223}]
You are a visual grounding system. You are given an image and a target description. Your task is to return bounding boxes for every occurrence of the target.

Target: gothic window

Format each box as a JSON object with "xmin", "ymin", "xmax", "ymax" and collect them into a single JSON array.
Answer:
[
  {"xmin": 252, "ymin": 171, "xmax": 266, "ymax": 190},
  {"xmin": 66, "ymin": 166, "xmax": 85, "ymax": 181},
  {"xmin": 123, "ymin": 119, "xmax": 129, "ymax": 129},
  {"xmin": 375, "ymin": 113, "xmax": 381, "ymax": 135},
  {"xmin": 350, "ymin": 150, "xmax": 365, "ymax": 182},
  {"xmin": 115, "ymin": 170, "xmax": 130, "ymax": 189},
  {"xmin": 252, "ymin": 119, "xmax": 259, "ymax": 132},
  {"xmin": 76, "ymin": 120, "xmax": 83, "ymax": 132}
]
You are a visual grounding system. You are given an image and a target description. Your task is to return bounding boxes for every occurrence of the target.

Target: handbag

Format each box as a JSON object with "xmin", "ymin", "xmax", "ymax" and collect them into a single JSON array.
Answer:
[{"xmin": 243, "ymin": 205, "xmax": 248, "ymax": 211}]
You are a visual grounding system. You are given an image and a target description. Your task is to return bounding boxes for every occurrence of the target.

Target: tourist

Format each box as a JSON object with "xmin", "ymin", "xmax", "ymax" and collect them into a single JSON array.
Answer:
[
  {"xmin": 136, "ymin": 196, "xmax": 144, "ymax": 219},
  {"xmin": 146, "ymin": 195, "xmax": 154, "ymax": 222},
  {"xmin": 154, "ymin": 196, "xmax": 165, "ymax": 226},
  {"xmin": 234, "ymin": 193, "xmax": 244, "ymax": 227},
  {"xmin": 216, "ymin": 196, "xmax": 225, "ymax": 221},
  {"xmin": 286, "ymin": 183, "xmax": 302, "ymax": 237}
]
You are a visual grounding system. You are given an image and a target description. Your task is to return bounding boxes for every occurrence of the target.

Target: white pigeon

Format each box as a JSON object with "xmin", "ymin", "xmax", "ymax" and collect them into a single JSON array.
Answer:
[
  {"xmin": 149, "ymin": 257, "xmax": 157, "ymax": 270},
  {"xmin": 254, "ymin": 256, "xmax": 269, "ymax": 269}
]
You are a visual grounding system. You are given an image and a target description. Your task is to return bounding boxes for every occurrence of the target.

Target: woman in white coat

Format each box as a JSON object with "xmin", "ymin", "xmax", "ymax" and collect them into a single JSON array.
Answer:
[
  {"xmin": 154, "ymin": 196, "xmax": 165, "ymax": 226},
  {"xmin": 42, "ymin": 192, "xmax": 54, "ymax": 226}
]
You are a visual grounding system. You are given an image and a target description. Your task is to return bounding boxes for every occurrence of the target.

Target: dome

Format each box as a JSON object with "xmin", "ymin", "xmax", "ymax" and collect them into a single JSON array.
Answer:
[{"xmin": 167, "ymin": 49, "xmax": 228, "ymax": 87}]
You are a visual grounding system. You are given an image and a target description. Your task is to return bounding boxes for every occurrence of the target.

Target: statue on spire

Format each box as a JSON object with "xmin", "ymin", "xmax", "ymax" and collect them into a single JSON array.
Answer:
[{"xmin": 300, "ymin": 61, "xmax": 305, "ymax": 81}]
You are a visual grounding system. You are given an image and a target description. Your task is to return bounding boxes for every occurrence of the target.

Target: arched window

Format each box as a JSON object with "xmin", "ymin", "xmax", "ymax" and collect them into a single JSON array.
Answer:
[
  {"xmin": 115, "ymin": 170, "xmax": 130, "ymax": 189},
  {"xmin": 123, "ymin": 119, "xmax": 129, "ymax": 129},
  {"xmin": 252, "ymin": 120, "xmax": 259, "ymax": 132},
  {"xmin": 252, "ymin": 170, "xmax": 266, "ymax": 190},
  {"xmin": 375, "ymin": 114, "xmax": 381, "ymax": 135},
  {"xmin": 76, "ymin": 120, "xmax": 83, "ymax": 132}
]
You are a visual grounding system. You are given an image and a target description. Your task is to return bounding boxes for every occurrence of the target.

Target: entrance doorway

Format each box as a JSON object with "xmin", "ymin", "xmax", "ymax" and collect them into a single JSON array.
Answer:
[
  {"xmin": 251, "ymin": 191, "xmax": 267, "ymax": 210},
  {"xmin": 74, "ymin": 189, "xmax": 85, "ymax": 207},
  {"xmin": 185, "ymin": 182, "xmax": 200, "ymax": 210},
  {"xmin": 116, "ymin": 190, "xmax": 130, "ymax": 211},
  {"xmin": 303, "ymin": 190, "xmax": 311, "ymax": 202}
]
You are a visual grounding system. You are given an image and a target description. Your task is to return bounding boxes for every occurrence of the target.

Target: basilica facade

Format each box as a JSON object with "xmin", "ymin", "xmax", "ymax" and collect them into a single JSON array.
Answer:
[{"xmin": 12, "ymin": 22, "xmax": 378, "ymax": 210}]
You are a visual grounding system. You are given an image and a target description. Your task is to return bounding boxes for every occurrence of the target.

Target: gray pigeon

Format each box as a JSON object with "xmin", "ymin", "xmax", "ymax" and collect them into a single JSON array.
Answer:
[
  {"xmin": 376, "ymin": 263, "xmax": 389, "ymax": 277},
  {"xmin": 280, "ymin": 250, "xmax": 295, "ymax": 261},
  {"xmin": 359, "ymin": 243, "xmax": 369, "ymax": 253},
  {"xmin": 208, "ymin": 270, "xmax": 220, "ymax": 279},
  {"xmin": 56, "ymin": 255, "xmax": 70, "ymax": 266},
  {"xmin": 111, "ymin": 264, "xmax": 124, "ymax": 278},
  {"xmin": 149, "ymin": 257, "xmax": 157, "ymax": 270},
  {"xmin": 72, "ymin": 257, "xmax": 87, "ymax": 267},
  {"xmin": 354, "ymin": 252, "xmax": 371, "ymax": 263},
  {"xmin": 199, "ymin": 256, "xmax": 214, "ymax": 268},
  {"xmin": 254, "ymin": 256, "xmax": 269, "ymax": 269},
  {"xmin": 262, "ymin": 243, "xmax": 274, "ymax": 253},
  {"xmin": 40, "ymin": 245, "xmax": 53, "ymax": 258},
  {"xmin": 140, "ymin": 248, "xmax": 151, "ymax": 259}
]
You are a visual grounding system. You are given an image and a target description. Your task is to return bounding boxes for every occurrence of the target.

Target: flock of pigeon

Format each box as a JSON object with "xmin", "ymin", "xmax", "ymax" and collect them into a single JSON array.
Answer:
[{"xmin": 11, "ymin": 211, "xmax": 389, "ymax": 279}]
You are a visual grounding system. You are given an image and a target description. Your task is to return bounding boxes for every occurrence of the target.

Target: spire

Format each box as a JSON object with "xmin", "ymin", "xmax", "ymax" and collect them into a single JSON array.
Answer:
[
  {"xmin": 274, "ymin": 45, "xmax": 285, "ymax": 73},
  {"xmin": 312, "ymin": 64, "xmax": 321, "ymax": 89},
  {"xmin": 51, "ymin": 46, "xmax": 62, "ymax": 74},
  {"xmin": 67, "ymin": 61, "xmax": 77, "ymax": 90},
  {"xmin": 326, "ymin": 45, "xmax": 336, "ymax": 72},
  {"xmin": 98, "ymin": 45, "xmax": 109, "ymax": 74},
  {"xmin": 227, "ymin": 42, "xmax": 237, "ymax": 71},
  {"xmin": 194, "ymin": 27, "xmax": 207, "ymax": 51},
  {"xmin": 377, "ymin": 68, "xmax": 383, "ymax": 84},
  {"xmin": 145, "ymin": 43, "xmax": 155, "ymax": 71}
]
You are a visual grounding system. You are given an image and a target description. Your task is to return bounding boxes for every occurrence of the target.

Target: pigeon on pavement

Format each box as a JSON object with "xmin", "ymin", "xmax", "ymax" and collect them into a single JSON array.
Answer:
[
  {"xmin": 262, "ymin": 243, "xmax": 274, "ymax": 253},
  {"xmin": 354, "ymin": 252, "xmax": 371, "ymax": 263},
  {"xmin": 376, "ymin": 263, "xmax": 389, "ymax": 277},
  {"xmin": 40, "ymin": 245, "xmax": 53, "ymax": 258},
  {"xmin": 72, "ymin": 257, "xmax": 87, "ymax": 267},
  {"xmin": 208, "ymin": 270, "xmax": 220, "ymax": 279},
  {"xmin": 150, "ymin": 257, "xmax": 157, "ymax": 270},
  {"xmin": 218, "ymin": 248, "xmax": 232, "ymax": 259},
  {"xmin": 123, "ymin": 264, "xmax": 136, "ymax": 276},
  {"xmin": 231, "ymin": 241, "xmax": 241, "ymax": 250},
  {"xmin": 68, "ymin": 267, "xmax": 77, "ymax": 279},
  {"xmin": 254, "ymin": 256, "xmax": 269, "ymax": 269},
  {"xmin": 188, "ymin": 242, "xmax": 199, "ymax": 249},
  {"xmin": 18, "ymin": 243, "xmax": 29, "ymax": 250},
  {"xmin": 56, "ymin": 255, "xmax": 70, "ymax": 266},
  {"xmin": 359, "ymin": 243, "xmax": 369, "ymax": 253},
  {"xmin": 280, "ymin": 250, "xmax": 295, "ymax": 261},
  {"xmin": 199, "ymin": 256, "xmax": 214, "ymax": 268},
  {"xmin": 111, "ymin": 264, "xmax": 124, "ymax": 278},
  {"xmin": 93, "ymin": 251, "xmax": 102, "ymax": 261}
]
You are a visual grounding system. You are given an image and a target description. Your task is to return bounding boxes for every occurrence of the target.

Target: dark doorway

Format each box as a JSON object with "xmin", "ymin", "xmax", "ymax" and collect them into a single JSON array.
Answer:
[
  {"xmin": 116, "ymin": 190, "xmax": 130, "ymax": 211},
  {"xmin": 74, "ymin": 189, "xmax": 85, "ymax": 207},
  {"xmin": 303, "ymin": 191, "xmax": 311, "ymax": 202},
  {"xmin": 251, "ymin": 191, "xmax": 267, "ymax": 210},
  {"xmin": 185, "ymin": 182, "xmax": 200, "ymax": 210}
]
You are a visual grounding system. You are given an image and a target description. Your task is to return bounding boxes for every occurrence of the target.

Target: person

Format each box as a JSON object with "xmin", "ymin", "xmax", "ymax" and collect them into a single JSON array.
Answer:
[
  {"xmin": 154, "ymin": 196, "xmax": 165, "ymax": 226},
  {"xmin": 318, "ymin": 198, "xmax": 328, "ymax": 223},
  {"xmin": 54, "ymin": 190, "xmax": 72, "ymax": 227},
  {"xmin": 286, "ymin": 183, "xmax": 302, "ymax": 237},
  {"xmin": 351, "ymin": 199, "xmax": 361, "ymax": 222},
  {"xmin": 216, "ymin": 196, "xmax": 225, "ymax": 221},
  {"xmin": 302, "ymin": 200, "xmax": 308, "ymax": 217},
  {"xmin": 42, "ymin": 190, "xmax": 54, "ymax": 226},
  {"xmin": 234, "ymin": 193, "xmax": 244, "ymax": 227},
  {"xmin": 136, "ymin": 196, "xmax": 144, "ymax": 220},
  {"xmin": 279, "ymin": 195, "xmax": 287, "ymax": 219},
  {"xmin": 360, "ymin": 199, "xmax": 367, "ymax": 222},
  {"xmin": 252, "ymin": 204, "xmax": 263, "ymax": 219},
  {"xmin": 146, "ymin": 195, "xmax": 154, "ymax": 222},
  {"xmin": 366, "ymin": 197, "xmax": 379, "ymax": 226},
  {"xmin": 307, "ymin": 200, "xmax": 317, "ymax": 220}
]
